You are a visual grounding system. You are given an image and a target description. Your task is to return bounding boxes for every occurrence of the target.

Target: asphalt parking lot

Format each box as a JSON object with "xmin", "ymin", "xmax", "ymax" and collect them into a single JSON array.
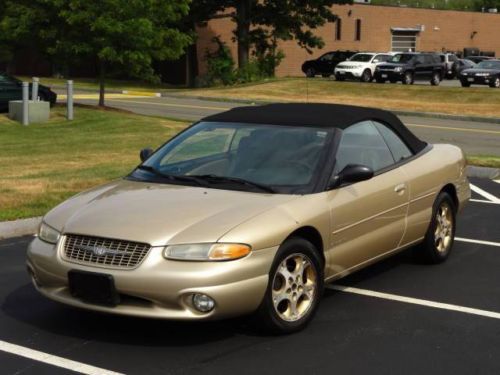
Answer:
[{"xmin": 0, "ymin": 177, "xmax": 499, "ymax": 374}]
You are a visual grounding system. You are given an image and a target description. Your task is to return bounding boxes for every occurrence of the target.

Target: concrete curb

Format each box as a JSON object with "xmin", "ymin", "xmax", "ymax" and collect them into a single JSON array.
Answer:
[
  {"xmin": 0, "ymin": 217, "xmax": 42, "ymax": 240},
  {"xmin": 466, "ymin": 166, "xmax": 500, "ymax": 179},
  {"xmin": 160, "ymin": 93, "xmax": 500, "ymax": 125}
]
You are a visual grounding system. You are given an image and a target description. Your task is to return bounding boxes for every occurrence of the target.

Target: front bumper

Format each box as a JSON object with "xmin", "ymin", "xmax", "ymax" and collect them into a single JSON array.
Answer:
[
  {"xmin": 460, "ymin": 75, "xmax": 493, "ymax": 85},
  {"xmin": 27, "ymin": 237, "xmax": 277, "ymax": 320},
  {"xmin": 374, "ymin": 71, "xmax": 403, "ymax": 81},
  {"xmin": 335, "ymin": 68, "xmax": 364, "ymax": 79}
]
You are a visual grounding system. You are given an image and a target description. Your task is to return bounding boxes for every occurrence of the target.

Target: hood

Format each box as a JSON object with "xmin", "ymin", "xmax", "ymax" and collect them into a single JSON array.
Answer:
[
  {"xmin": 378, "ymin": 62, "xmax": 405, "ymax": 68},
  {"xmin": 337, "ymin": 61, "xmax": 368, "ymax": 68},
  {"xmin": 44, "ymin": 179, "xmax": 298, "ymax": 247}
]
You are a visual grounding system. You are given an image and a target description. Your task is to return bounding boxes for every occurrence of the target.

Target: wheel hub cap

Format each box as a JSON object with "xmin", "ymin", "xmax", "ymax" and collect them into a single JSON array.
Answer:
[{"xmin": 272, "ymin": 254, "xmax": 317, "ymax": 322}]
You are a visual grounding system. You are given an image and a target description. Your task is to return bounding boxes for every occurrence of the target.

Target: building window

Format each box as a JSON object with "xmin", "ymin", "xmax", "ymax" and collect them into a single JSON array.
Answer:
[
  {"xmin": 335, "ymin": 18, "xmax": 342, "ymax": 40},
  {"xmin": 355, "ymin": 19, "xmax": 361, "ymax": 41}
]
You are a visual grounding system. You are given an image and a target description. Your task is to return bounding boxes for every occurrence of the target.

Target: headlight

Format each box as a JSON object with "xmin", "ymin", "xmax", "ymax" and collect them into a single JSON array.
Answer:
[
  {"xmin": 164, "ymin": 243, "xmax": 251, "ymax": 261},
  {"xmin": 394, "ymin": 67, "xmax": 403, "ymax": 72},
  {"xmin": 38, "ymin": 222, "xmax": 60, "ymax": 244},
  {"xmin": 476, "ymin": 73, "xmax": 490, "ymax": 77}
]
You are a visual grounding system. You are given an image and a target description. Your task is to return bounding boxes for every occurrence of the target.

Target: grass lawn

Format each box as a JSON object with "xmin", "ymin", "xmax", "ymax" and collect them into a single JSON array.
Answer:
[
  {"xmin": 0, "ymin": 105, "xmax": 188, "ymax": 221},
  {"xmin": 177, "ymin": 77, "xmax": 500, "ymax": 118}
]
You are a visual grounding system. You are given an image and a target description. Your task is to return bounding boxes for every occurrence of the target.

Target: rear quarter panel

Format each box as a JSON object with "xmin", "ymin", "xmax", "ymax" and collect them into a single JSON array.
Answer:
[{"xmin": 399, "ymin": 144, "xmax": 470, "ymax": 246}]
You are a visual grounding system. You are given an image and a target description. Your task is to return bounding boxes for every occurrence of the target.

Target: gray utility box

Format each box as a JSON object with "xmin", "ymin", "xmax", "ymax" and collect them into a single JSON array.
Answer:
[{"xmin": 8, "ymin": 100, "xmax": 50, "ymax": 123}]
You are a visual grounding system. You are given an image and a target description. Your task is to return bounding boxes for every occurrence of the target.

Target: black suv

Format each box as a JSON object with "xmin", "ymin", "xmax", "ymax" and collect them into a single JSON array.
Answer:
[
  {"xmin": 374, "ymin": 53, "xmax": 444, "ymax": 85},
  {"xmin": 301, "ymin": 50, "xmax": 357, "ymax": 78}
]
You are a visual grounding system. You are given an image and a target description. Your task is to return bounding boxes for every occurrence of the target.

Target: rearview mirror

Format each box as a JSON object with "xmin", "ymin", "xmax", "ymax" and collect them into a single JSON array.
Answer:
[
  {"xmin": 140, "ymin": 148, "xmax": 153, "ymax": 162},
  {"xmin": 329, "ymin": 164, "xmax": 374, "ymax": 189}
]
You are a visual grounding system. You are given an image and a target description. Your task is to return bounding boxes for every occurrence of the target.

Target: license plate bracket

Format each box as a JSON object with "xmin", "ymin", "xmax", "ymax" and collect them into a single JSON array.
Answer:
[
  {"xmin": 68, "ymin": 270, "xmax": 120, "ymax": 307},
  {"xmin": 467, "ymin": 77, "xmax": 474, "ymax": 82}
]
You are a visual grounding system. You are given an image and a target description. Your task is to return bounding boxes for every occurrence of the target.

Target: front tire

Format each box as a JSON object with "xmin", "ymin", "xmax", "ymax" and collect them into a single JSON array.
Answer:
[
  {"xmin": 403, "ymin": 71, "xmax": 414, "ymax": 85},
  {"xmin": 360, "ymin": 69, "xmax": 372, "ymax": 83},
  {"xmin": 461, "ymin": 80, "xmax": 471, "ymax": 87},
  {"xmin": 256, "ymin": 237, "xmax": 324, "ymax": 334},
  {"xmin": 306, "ymin": 68, "xmax": 316, "ymax": 78},
  {"xmin": 489, "ymin": 77, "xmax": 500, "ymax": 88},
  {"xmin": 430, "ymin": 72, "xmax": 441, "ymax": 86},
  {"xmin": 415, "ymin": 192, "xmax": 456, "ymax": 264}
]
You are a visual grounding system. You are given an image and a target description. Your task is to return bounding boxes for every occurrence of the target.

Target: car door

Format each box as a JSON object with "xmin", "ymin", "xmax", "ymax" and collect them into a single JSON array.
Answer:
[
  {"xmin": 318, "ymin": 53, "xmax": 334, "ymax": 74},
  {"xmin": 326, "ymin": 121, "xmax": 409, "ymax": 276},
  {"xmin": 413, "ymin": 55, "xmax": 428, "ymax": 79}
]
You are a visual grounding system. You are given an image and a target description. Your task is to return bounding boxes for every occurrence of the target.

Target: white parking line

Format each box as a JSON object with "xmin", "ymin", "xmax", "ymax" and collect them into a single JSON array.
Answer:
[
  {"xmin": 0, "ymin": 340, "xmax": 123, "ymax": 375},
  {"xmin": 469, "ymin": 199, "xmax": 500, "ymax": 205},
  {"xmin": 470, "ymin": 184, "xmax": 500, "ymax": 203},
  {"xmin": 327, "ymin": 285, "xmax": 500, "ymax": 320},
  {"xmin": 456, "ymin": 237, "xmax": 500, "ymax": 247}
]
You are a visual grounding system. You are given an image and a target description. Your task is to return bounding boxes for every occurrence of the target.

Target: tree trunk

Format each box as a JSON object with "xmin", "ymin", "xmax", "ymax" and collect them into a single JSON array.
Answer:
[
  {"xmin": 185, "ymin": 42, "xmax": 198, "ymax": 88},
  {"xmin": 236, "ymin": 0, "xmax": 251, "ymax": 68},
  {"xmin": 98, "ymin": 60, "xmax": 105, "ymax": 107}
]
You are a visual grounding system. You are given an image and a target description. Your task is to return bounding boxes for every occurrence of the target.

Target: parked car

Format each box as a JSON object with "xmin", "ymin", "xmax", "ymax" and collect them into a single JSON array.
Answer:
[
  {"xmin": 452, "ymin": 59, "xmax": 477, "ymax": 76},
  {"xmin": 334, "ymin": 52, "xmax": 393, "ymax": 82},
  {"xmin": 0, "ymin": 73, "xmax": 57, "ymax": 112},
  {"xmin": 459, "ymin": 59, "xmax": 500, "ymax": 88},
  {"xmin": 27, "ymin": 103, "xmax": 470, "ymax": 333},
  {"xmin": 374, "ymin": 53, "xmax": 444, "ymax": 85},
  {"xmin": 302, "ymin": 50, "xmax": 357, "ymax": 78},
  {"xmin": 466, "ymin": 56, "xmax": 494, "ymax": 64},
  {"xmin": 439, "ymin": 53, "xmax": 459, "ymax": 79}
]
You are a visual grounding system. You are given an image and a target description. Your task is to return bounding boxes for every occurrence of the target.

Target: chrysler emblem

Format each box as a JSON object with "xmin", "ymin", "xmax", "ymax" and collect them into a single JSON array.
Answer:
[{"xmin": 77, "ymin": 244, "xmax": 119, "ymax": 257}]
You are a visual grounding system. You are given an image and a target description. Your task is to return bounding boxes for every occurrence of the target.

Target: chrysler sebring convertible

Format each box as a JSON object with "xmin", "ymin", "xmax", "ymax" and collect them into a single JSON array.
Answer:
[{"xmin": 27, "ymin": 103, "xmax": 470, "ymax": 333}]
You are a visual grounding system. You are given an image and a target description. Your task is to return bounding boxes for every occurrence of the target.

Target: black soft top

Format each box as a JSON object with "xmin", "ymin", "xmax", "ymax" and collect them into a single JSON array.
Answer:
[{"xmin": 202, "ymin": 103, "xmax": 427, "ymax": 153}]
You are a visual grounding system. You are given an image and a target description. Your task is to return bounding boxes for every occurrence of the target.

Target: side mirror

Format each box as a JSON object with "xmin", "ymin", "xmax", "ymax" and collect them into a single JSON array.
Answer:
[
  {"xmin": 140, "ymin": 148, "xmax": 153, "ymax": 162},
  {"xmin": 373, "ymin": 59, "xmax": 379, "ymax": 63},
  {"xmin": 329, "ymin": 164, "xmax": 374, "ymax": 189}
]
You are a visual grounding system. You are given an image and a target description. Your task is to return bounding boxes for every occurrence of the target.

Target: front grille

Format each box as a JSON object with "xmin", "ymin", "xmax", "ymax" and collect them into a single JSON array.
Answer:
[{"xmin": 62, "ymin": 234, "xmax": 151, "ymax": 269}]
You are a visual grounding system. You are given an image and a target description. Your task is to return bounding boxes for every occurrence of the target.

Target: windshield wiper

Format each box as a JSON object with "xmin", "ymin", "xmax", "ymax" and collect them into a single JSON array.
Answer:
[
  {"xmin": 190, "ymin": 174, "xmax": 276, "ymax": 193},
  {"xmin": 136, "ymin": 165, "xmax": 203, "ymax": 185}
]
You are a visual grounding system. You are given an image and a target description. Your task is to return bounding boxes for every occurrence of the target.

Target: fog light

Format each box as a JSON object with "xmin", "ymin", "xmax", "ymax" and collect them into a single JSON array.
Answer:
[{"xmin": 192, "ymin": 293, "xmax": 215, "ymax": 313}]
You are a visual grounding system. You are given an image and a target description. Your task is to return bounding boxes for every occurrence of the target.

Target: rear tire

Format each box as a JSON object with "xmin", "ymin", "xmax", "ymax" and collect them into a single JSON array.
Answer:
[
  {"xmin": 414, "ymin": 192, "xmax": 456, "ymax": 264},
  {"xmin": 255, "ymin": 237, "xmax": 324, "ymax": 334}
]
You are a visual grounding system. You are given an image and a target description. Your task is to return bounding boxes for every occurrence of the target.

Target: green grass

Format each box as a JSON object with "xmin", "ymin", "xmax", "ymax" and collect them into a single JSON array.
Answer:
[
  {"xmin": 467, "ymin": 155, "xmax": 500, "ymax": 169},
  {"xmin": 177, "ymin": 77, "xmax": 500, "ymax": 118},
  {"xmin": 0, "ymin": 105, "xmax": 188, "ymax": 221}
]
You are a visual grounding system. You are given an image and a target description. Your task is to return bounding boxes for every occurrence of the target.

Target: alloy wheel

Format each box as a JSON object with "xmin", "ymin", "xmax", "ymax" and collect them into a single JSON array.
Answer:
[
  {"xmin": 434, "ymin": 202, "xmax": 453, "ymax": 253},
  {"xmin": 271, "ymin": 253, "xmax": 317, "ymax": 322}
]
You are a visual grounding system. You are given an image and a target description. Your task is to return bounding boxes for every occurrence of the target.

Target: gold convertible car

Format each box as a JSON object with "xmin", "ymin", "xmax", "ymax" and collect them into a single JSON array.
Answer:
[{"xmin": 27, "ymin": 104, "xmax": 470, "ymax": 333}]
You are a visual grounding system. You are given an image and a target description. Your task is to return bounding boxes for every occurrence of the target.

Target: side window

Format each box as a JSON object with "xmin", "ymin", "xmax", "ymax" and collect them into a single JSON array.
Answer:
[
  {"xmin": 321, "ymin": 53, "xmax": 333, "ymax": 62},
  {"xmin": 373, "ymin": 121, "xmax": 413, "ymax": 162},
  {"xmin": 334, "ymin": 121, "xmax": 395, "ymax": 175},
  {"xmin": 415, "ymin": 55, "xmax": 425, "ymax": 64}
]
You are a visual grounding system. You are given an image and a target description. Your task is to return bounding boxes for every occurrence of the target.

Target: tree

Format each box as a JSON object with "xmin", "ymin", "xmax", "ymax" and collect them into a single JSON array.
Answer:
[
  {"xmin": 1, "ymin": 0, "xmax": 192, "ymax": 106},
  {"xmin": 183, "ymin": 1, "xmax": 226, "ymax": 87},
  {"xmin": 213, "ymin": 0, "xmax": 352, "ymax": 68}
]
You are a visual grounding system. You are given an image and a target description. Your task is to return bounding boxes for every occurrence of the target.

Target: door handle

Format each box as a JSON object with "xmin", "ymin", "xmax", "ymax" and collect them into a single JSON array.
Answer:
[{"xmin": 394, "ymin": 184, "xmax": 406, "ymax": 194}]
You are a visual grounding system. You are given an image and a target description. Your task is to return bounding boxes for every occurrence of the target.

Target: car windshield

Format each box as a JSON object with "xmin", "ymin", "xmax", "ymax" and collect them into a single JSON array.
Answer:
[
  {"xmin": 476, "ymin": 60, "xmax": 500, "ymax": 70},
  {"xmin": 349, "ymin": 54, "xmax": 374, "ymax": 62},
  {"xmin": 388, "ymin": 54, "xmax": 414, "ymax": 63},
  {"xmin": 131, "ymin": 122, "xmax": 333, "ymax": 194}
]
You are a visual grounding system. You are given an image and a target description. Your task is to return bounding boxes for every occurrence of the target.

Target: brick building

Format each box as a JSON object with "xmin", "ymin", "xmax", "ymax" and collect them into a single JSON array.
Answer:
[{"xmin": 196, "ymin": 4, "xmax": 500, "ymax": 77}]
